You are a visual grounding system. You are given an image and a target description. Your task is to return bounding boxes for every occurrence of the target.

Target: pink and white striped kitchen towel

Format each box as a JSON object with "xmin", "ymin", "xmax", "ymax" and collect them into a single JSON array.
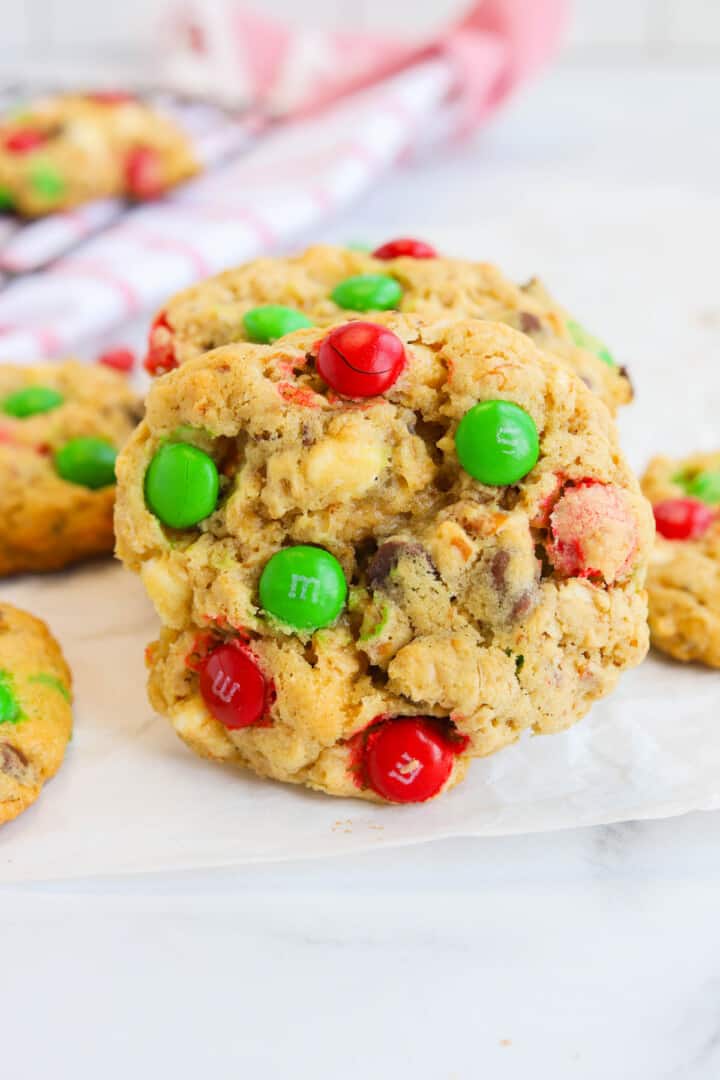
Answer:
[{"xmin": 0, "ymin": 0, "xmax": 566, "ymax": 361}]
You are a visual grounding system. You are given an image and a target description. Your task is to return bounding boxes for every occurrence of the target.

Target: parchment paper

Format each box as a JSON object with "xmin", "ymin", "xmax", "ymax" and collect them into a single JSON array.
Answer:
[
  {"xmin": 1, "ymin": 190, "xmax": 720, "ymax": 882},
  {"xmin": 0, "ymin": 559, "xmax": 718, "ymax": 883}
]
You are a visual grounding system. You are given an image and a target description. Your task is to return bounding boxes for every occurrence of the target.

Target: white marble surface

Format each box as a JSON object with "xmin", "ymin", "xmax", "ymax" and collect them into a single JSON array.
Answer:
[{"xmin": 3, "ymin": 62, "xmax": 720, "ymax": 1079}]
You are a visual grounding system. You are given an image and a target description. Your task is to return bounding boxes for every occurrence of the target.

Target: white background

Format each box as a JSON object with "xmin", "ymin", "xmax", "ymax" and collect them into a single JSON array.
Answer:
[{"xmin": 2, "ymin": 3, "xmax": 720, "ymax": 1079}]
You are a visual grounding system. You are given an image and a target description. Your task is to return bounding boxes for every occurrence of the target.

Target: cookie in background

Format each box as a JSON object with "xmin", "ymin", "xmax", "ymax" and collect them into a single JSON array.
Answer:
[
  {"xmin": 0, "ymin": 359, "xmax": 142, "ymax": 575},
  {"xmin": 642, "ymin": 452, "xmax": 720, "ymax": 667},
  {"xmin": 0, "ymin": 91, "xmax": 199, "ymax": 217},
  {"xmin": 143, "ymin": 241, "xmax": 632, "ymax": 415},
  {"xmin": 0, "ymin": 603, "xmax": 72, "ymax": 825}
]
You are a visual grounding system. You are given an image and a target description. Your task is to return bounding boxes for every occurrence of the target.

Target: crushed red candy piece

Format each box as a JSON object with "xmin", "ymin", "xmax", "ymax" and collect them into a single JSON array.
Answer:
[
  {"xmin": 548, "ymin": 480, "xmax": 638, "ymax": 583},
  {"xmin": 144, "ymin": 312, "xmax": 178, "ymax": 375}
]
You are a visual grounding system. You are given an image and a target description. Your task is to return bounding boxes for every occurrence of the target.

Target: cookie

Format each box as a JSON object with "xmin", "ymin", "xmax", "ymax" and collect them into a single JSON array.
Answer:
[
  {"xmin": 0, "ymin": 360, "xmax": 142, "ymax": 575},
  {"xmin": 116, "ymin": 313, "xmax": 652, "ymax": 803},
  {"xmin": 0, "ymin": 92, "xmax": 198, "ymax": 216},
  {"xmin": 143, "ymin": 241, "xmax": 632, "ymax": 413},
  {"xmin": 0, "ymin": 603, "xmax": 72, "ymax": 825},
  {"xmin": 642, "ymin": 452, "xmax": 720, "ymax": 666}
]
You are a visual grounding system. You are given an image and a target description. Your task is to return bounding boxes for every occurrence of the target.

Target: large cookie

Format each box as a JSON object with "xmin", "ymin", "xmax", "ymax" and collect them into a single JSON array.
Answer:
[
  {"xmin": 143, "ymin": 241, "xmax": 632, "ymax": 413},
  {"xmin": 0, "ymin": 360, "xmax": 142, "ymax": 575},
  {"xmin": 642, "ymin": 452, "xmax": 720, "ymax": 667},
  {"xmin": 0, "ymin": 603, "xmax": 72, "ymax": 825},
  {"xmin": 0, "ymin": 92, "xmax": 198, "ymax": 216},
  {"xmin": 116, "ymin": 314, "xmax": 652, "ymax": 803}
]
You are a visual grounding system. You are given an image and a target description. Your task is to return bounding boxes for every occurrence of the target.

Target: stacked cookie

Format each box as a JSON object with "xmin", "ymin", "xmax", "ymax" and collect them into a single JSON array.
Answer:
[
  {"xmin": 8, "ymin": 237, "xmax": 712, "ymax": 813},
  {"xmin": 113, "ymin": 240, "xmax": 656, "ymax": 804}
]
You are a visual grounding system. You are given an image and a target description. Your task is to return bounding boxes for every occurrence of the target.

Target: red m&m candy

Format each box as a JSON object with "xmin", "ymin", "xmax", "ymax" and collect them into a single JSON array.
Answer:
[
  {"xmin": 372, "ymin": 237, "xmax": 437, "ymax": 260},
  {"xmin": 125, "ymin": 146, "xmax": 165, "ymax": 200},
  {"xmin": 144, "ymin": 312, "xmax": 177, "ymax": 375},
  {"xmin": 653, "ymin": 498, "xmax": 715, "ymax": 541},
  {"xmin": 97, "ymin": 346, "xmax": 135, "ymax": 373},
  {"xmin": 199, "ymin": 643, "xmax": 267, "ymax": 730},
  {"xmin": 88, "ymin": 91, "xmax": 135, "ymax": 105},
  {"xmin": 363, "ymin": 717, "xmax": 456, "ymax": 803},
  {"xmin": 316, "ymin": 321, "xmax": 405, "ymax": 399},
  {"xmin": 4, "ymin": 128, "xmax": 48, "ymax": 154}
]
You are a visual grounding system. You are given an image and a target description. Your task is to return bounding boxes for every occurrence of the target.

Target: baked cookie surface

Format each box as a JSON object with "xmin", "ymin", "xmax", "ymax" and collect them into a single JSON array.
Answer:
[
  {"xmin": 0, "ymin": 603, "xmax": 72, "ymax": 825},
  {"xmin": 144, "ymin": 242, "xmax": 632, "ymax": 413},
  {"xmin": 116, "ymin": 313, "xmax": 652, "ymax": 803},
  {"xmin": 0, "ymin": 92, "xmax": 198, "ymax": 216},
  {"xmin": 642, "ymin": 452, "xmax": 720, "ymax": 667},
  {"xmin": 0, "ymin": 360, "xmax": 142, "ymax": 575}
]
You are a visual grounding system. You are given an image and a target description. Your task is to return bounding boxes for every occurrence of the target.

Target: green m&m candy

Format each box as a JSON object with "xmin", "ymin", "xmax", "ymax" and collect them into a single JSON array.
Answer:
[
  {"xmin": 55, "ymin": 437, "xmax": 117, "ymax": 489},
  {"xmin": 242, "ymin": 305, "xmax": 313, "ymax": 344},
  {"xmin": 567, "ymin": 319, "xmax": 615, "ymax": 367},
  {"xmin": 0, "ymin": 187, "xmax": 14, "ymax": 211},
  {"xmin": 145, "ymin": 443, "xmax": 219, "ymax": 528},
  {"xmin": 455, "ymin": 400, "xmax": 539, "ymax": 486},
  {"xmin": 30, "ymin": 163, "xmax": 65, "ymax": 201},
  {"xmin": 0, "ymin": 673, "xmax": 20, "ymax": 725},
  {"xmin": 3, "ymin": 385, "xmax": 64, "ymax": 418},
  {"xmin": 259, "ymin": 545, "xmax": 347, "ymax": 630},
  {"xmin": 331, "ymin": 274, "xmax": 402, "ymax": 312},
  {"xmin": 684, "ymin": 470, "xmax": 720, "ymax": 505}
]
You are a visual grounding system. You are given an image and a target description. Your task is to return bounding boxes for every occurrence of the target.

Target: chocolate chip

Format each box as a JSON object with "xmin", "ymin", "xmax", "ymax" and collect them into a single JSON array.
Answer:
[
  {"xmin": 0, "ymin": 743, "xmax": 28, "ymax": 778},
  {"xmin": 491, "ymin": 549, "xmax": 510, "ymax": 592},
  {"xmin": 518, "ymin": 312, "xmax": 542, "ymax": 335},
  {"xmin": 511, "ymin": 591, "xmax": 535, "ymax": 620},
  {"xmin": 618, "ymin": 364, "xmax": 635, "ymax": 398},
  {"xmin": 367, "ymin": 541, "xmax": 438, "ymax": 589},
  {"xmin": 301, "ymin": 422, "xmax": 314, "ymax": 448},
  {"xmin": 123, "ymin": 403, "xmax": 145, "ymax": 427}
]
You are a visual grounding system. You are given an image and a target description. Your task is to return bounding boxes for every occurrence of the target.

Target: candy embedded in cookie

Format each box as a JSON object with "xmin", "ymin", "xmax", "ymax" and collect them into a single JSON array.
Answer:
[
  {"xmin": 455, "ymin": 400, "xmax": 539, "ymax": 486},
  {"xmin": 243, "ymin": 306, "xmax": 313, "ymax": 344},
  {"xmin": 642, "ymin": 452, "xmax": 720, "ymax": 666},
  {"xmin": 0, "ymin": 360, "xmax": 142, "ymax": 575},
  {"xmin": 653, "ymin": 498, "xmax": 715, "ymax": 541},
  {"xmin": 316, "ymin": 322, "xmax": 405, "ymax": 398},
  {"xmin": 97, "ymin": 347, "xmax": 135, "ymax": 373},
  {"xmin": 145, "ymin": 443, "xmax": 219, "ymax": 528},
  {"xmin": 0, "ymin": 603, "xmax": 73, "ymax": 826},
  {"xmin": 198, "ymin": 643, "xmax": 269, "ymax": 729},
  {"xmin": 355, "ymin": 717, "xmax": 463, "ymax": 803},
  {"xmin": 372, "ymin": 237, "xmax": 438, "ymax": 260},
  {"xmin": 142, "ymin": 245, "xmax": 633, "ymax": 414},
  {"xmin": 116, "ymin": 313, "xmax": 653, "ymax": 803},
  {"xmin": 330, "ymin": 274, "xmax": 403, "ymax": 312},
  {"xmin": 259, "ymin": 546, "xmax": 347, "ymax": 630}
]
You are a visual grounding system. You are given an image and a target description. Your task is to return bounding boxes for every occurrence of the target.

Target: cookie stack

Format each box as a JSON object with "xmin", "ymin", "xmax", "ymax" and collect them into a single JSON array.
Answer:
[
  {"xmin": 113, "ymin": 240, "xmax": 658, "ymax": 804},
  {"xmin": 5, "ymin": 237, "xmax": 715, "ymax": 814}
]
